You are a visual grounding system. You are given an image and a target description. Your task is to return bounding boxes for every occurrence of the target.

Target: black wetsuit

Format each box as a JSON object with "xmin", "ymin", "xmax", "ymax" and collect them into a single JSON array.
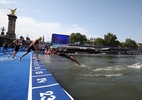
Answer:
[
  {"xmin": 58, "ymin": 52, "xmax": 71, "ymax": 59},
  {"xmin": 14, "ymin": 39, "xmax": 21, "ymax": 52},
  {"xmin": 3, "ymin": 43, "xmax": 8, "ymax": 50},
  {"xmin": 14, "ymin": 45, "xmax": 20, "ymax": 51}
]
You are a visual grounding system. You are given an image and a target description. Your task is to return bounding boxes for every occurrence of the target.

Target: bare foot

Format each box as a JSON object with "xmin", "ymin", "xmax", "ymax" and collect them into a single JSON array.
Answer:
[{"xmin": 36, "ymin": 59, "xmax": 40, "ymax": 61}]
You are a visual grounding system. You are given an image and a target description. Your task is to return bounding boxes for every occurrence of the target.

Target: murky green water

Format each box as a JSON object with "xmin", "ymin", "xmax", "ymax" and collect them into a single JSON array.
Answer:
[{"xmin": 39, "ymin": 54, "xmax": 142, "ymax": 100}]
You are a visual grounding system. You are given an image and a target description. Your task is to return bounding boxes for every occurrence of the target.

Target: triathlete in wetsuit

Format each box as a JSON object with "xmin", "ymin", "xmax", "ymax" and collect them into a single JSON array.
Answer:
[
  {"xmin": 52, "ymin": 49, "xmax": 80, "ymax": 65},
  {"xmin": 8, "ymin": 36, "xmax": 24, "ymax": 59},
  {"xmin": 58, "ymin": 52, "xmax": 71, "ymax": 59},
  {"xmin": 19, "ymin": 37, "xmax": 42, "ymax": 61},
  {"xmin": 3, "ymin": 41, "xmax": 8, "ymax": 54}
]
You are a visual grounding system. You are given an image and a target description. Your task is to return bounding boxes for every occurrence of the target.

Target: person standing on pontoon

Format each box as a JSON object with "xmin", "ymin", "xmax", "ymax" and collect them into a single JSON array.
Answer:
[{"xmin": 19, "ymin": 37, "xmax": 42, "ymax": 61}]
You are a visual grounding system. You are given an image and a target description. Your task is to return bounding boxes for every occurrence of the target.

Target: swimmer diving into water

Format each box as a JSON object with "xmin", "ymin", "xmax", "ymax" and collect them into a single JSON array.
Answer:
[{"xmin": 51, "ymin": 48, "xmax": 80, "ymax": 65}]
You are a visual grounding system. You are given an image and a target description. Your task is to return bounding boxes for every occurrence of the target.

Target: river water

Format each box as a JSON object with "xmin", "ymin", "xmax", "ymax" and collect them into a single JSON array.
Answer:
[{"xmin": 39, "ymin": 54, "xmax": 142, "ymax": 100}]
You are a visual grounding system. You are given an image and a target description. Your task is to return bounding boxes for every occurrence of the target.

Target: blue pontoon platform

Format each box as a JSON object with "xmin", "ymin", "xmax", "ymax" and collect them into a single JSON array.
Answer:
[{"xmin": 0, "ymin": 52, "xmax": 74, "ymax": 100}]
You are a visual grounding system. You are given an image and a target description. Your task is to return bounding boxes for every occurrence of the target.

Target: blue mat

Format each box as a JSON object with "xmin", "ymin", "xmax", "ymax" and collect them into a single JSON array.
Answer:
[
  {"xmin": 0, "ymin": 52, "xmax": 74, "ymax": 100},
  {"xmin": 0, "ymin": 52, "xmax": 30, "ymax": 100},
  {"xmin": 29, "ymin": 54, "xmax": 74, "ymax": 100}
]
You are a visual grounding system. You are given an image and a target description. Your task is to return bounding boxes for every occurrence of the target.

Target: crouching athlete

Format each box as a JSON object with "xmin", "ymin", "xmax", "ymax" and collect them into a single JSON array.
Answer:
[{"xmin": 19, "ymin": 37, "xmax": 42, "ymax": 61}]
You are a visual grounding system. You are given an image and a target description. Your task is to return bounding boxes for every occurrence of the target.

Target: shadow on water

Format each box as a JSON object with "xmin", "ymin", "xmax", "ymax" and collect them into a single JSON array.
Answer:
[{"xmin": 39, "ymin": 54, "xmax": 142, "ymax": 100}]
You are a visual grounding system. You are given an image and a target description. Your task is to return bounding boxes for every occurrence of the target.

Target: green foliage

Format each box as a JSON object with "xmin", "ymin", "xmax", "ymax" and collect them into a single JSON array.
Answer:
[
  {"xmin": 138, "ymin": 43, "xmax": 142, "ymax": 48},
  {"xmin": 104, "ymin": 33, "xmax": 120, "ymax": 47},
  {"xmin": 69, "ymin": 33, "xmax": 87, "ymax": 44},
  {"xmin": 69, "ymin": 32, "xmax": 138, "ymax": 49},
  {"xmin": 124, "ymin": 38, "xmax": 138, "ymax": 49},
  {"xmin": 94, "ymin": 38, "xmax": 105, "ymax": 46},
  {"xmin": 120, "ymin": 42, "xmax": 126, "ymax": 47},
  {"xmin": 86, "ymin": 39, "xmax": 93, "ymax": 44}
]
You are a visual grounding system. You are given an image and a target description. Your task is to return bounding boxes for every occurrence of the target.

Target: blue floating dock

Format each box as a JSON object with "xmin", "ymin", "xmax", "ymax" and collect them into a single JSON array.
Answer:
[{"xmin": 0, "ymin": 52, "xmax": 74, "ymax": 100}]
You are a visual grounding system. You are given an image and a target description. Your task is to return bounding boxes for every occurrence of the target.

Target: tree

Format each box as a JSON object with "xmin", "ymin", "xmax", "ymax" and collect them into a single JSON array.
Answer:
[
  {"xmin": 104, "ymin": 33, "xmax": 120, "ymax": 47},
  {"xmin": 94, "ymin": 38, "xmax": 105, "ymax": 46},
  {"xmin": 120, "ymin": 42, "xmax": 126, "ymax": 47},
  {"xmin": 124, "ymin": 38, "xmax": 138, "ymax": 49},
  {"xmin": 137, "ymin": 43, "xmax": 142, "ymax": 48},
  {"xmin": 86, "ymin": 39, "xmax": 93, "ymax": 44},
  {"xmin": 70, "ymin": 33, "xmax": 87, "ymax": 44}
]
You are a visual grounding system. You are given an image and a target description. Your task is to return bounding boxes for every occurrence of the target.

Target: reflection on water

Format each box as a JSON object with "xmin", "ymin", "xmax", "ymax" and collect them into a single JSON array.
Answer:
[{"xmin": 39, "ymin": 54, "xmax": 142, "ymax": 100}]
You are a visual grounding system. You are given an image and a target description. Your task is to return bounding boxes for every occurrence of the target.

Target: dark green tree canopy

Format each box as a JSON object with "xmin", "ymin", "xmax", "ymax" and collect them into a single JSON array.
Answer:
[
  {"xmin": 94, "ymin": 38, "xmax": 105, "ymax": 46},
  {"xmin": 68, "ymin": 32, "xmax": 138, "ymax": 49},
  {"xmin": 104, "ymin": 33, "xmax": 120, "ymax": 47},
  {"xmin": 124, "ymin": 38, "xmax": 138, "ymax": 49},
  {"xmin": 70, "ymin": 33, "xmax": 87, "ymax": 44}
]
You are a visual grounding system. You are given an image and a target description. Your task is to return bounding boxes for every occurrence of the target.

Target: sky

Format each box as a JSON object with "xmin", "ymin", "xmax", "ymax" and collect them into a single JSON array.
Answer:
[{"xmin": 0, "ymin": 0, "xmax": 142, "ymax": 43}]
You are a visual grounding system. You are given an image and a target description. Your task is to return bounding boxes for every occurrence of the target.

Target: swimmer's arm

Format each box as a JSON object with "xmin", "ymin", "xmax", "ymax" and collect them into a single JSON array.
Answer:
[
  {"xmin": 13, "ymin": 39, "xmax": 17, "ymax": 43},
  {"xmin": 70, "ymin": 56, "xmax": 80, "ymax": 65},
  {"xmin": 52, "ymin": 50, "xmax": 59, "ymax": 55},
  {"xmin": 13, "ymin": 39, "xmax": 18, "ymax": 45}
]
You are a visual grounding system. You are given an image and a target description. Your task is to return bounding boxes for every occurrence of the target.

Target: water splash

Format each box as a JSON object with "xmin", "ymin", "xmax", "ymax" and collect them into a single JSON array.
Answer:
[
  {"xmin": 93, "ymin": 66, "xmax": 125, "ymax": 72},
  {"xmin": 80, "ymin": 64, "xmax": 89, "ymax": 67},
  {"xmin": 127, "ymin": 63, "xmax": 142, "ymax": 69},
  {"xmin": 105, "ymin": 73, "xmax": 123, "ymax": 77},
  {"xmin": 79, "ymin": 73, "xmax": 123, "ymax": 77}
]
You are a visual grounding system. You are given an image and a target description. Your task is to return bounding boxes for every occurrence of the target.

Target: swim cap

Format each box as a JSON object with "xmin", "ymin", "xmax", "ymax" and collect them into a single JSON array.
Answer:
[{"xmin": 20, "ymin": 36, "xmax": 24, "ymax": 39}]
